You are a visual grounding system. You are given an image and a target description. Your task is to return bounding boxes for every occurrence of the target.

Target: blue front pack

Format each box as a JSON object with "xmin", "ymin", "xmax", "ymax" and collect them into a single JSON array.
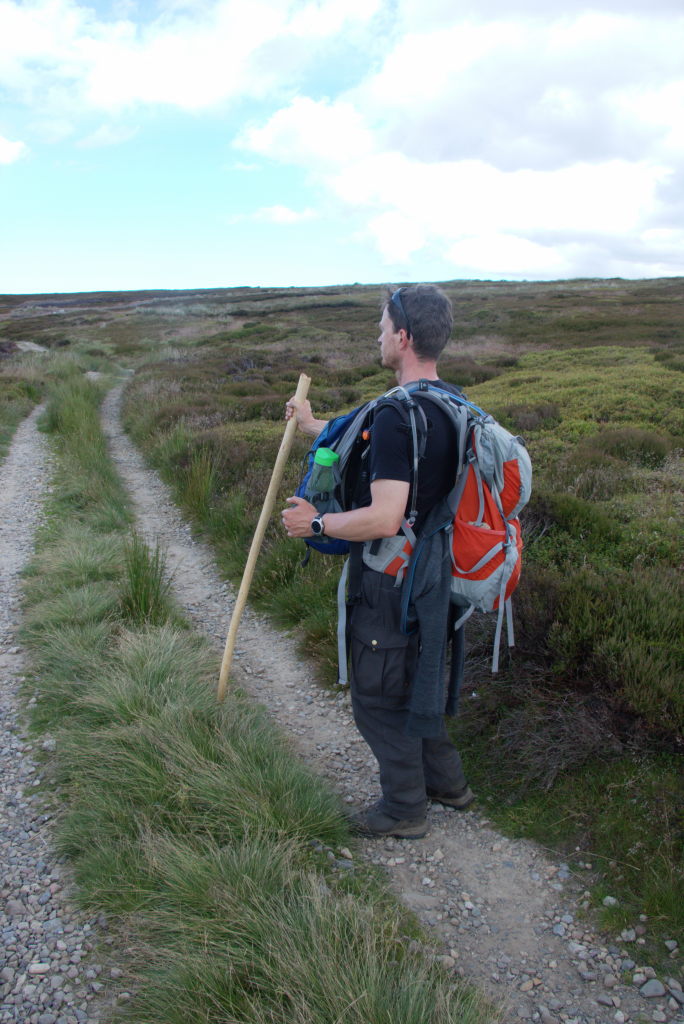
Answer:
[{"xmin": 296, "ymin": 406, "xmax": 365, "ymax": 555}]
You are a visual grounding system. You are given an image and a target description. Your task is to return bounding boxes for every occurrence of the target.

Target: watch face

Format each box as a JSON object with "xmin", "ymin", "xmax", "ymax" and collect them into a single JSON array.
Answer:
[{"xmin": 311, "ymin": 516, "xmax": 323, "ymax": 535}]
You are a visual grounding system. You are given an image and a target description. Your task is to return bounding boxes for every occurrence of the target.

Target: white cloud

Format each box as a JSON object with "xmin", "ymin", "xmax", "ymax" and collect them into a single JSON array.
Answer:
[
  {"xmin": 235, "ymin": 4, "xmax": 684, "ymax": 278},
  {"xmin": 0, "ymin": 0, "xmax": 382, "ymax": 115},
  {"xmin": 348, "ymin": 11, "xmax": 684, "ymax": 169},
  {"xmin": 239, "ymin": 97, "xmax": 375, "ymax": 167},
  {"xmin": 253, "ymin": 205, "xmax": 317, "ymax": 224},
  {"xmin": 229, "ymin": 204, "xmax": 317, "ymax": 224},
  {"xmin": 446, "ymin": 233, "xmax": 568, "ymax": 278},
  {"xmin": 77, "ymin": 123, "xmax": 138, "ymax": 147},
  {"xmin": 0, "ymin": 133, "xmax": 27, "ymax": 163}
]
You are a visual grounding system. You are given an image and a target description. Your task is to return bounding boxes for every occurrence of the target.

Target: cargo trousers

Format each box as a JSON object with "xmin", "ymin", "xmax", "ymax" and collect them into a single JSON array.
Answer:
[{"xmin": 349, "ymin": 568, "xmax": 468, "ymax": 821}]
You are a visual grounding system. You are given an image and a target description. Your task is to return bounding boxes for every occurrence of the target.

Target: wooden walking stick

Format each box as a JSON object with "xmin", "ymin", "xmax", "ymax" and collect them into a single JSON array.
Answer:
[{"xmin": 217, "ymin": 372, "xmax": 312, "ymax": 701}]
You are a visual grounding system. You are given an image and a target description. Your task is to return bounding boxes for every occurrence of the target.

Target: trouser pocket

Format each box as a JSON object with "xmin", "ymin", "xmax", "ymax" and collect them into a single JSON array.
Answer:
[{"xmin": 350, "ymin": 618, "xmax": 410, "ymax": 707}]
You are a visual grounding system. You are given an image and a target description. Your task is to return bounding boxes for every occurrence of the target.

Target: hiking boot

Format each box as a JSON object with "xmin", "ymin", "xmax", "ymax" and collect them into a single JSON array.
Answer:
[
  {"xmin": 354, "ymin": 803, "xmax": 428, "ymax": 839},
  {"xmin": 426, "ymin": 784, "xmax": 475, "ymax": 810}
]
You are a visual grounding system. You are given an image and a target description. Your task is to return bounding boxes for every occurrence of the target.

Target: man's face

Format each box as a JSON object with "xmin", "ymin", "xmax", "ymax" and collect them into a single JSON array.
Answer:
[{"xmin": 378, "ymin": 307, "xmax": 401, "ymax": 370}]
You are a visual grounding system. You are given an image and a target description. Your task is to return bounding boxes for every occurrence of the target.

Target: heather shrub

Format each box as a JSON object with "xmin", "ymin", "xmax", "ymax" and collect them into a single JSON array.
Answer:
[
  {"xmin": 523, "ymin": 491, "xmax": 621, "ymax": 559},
  {"xmin": 588, "ymin": 427, "xmax": 673, "ymax": 467},
  {"xmin": 496, "ymin": 401, "xmax": 561, "ymax": 433}
]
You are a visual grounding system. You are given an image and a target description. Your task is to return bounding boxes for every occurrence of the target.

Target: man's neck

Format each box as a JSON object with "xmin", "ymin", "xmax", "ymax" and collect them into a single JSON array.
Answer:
[{"xmin": 395, "ymin": 358, "xmax": 439, "ymax": 386}]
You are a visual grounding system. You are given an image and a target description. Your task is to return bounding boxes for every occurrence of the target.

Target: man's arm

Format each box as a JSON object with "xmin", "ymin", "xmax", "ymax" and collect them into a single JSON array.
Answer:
[{"xmin": 282, "ymin": 478, "xmax": 410, "ymax": 541}]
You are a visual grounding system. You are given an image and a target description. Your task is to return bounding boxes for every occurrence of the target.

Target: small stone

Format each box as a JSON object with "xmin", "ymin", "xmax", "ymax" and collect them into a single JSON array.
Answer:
[
  {"xmin": 597, "ymin": 995, "xmax": 615, "ymax": 1007},
  {"xmin": 603, "ymin": 896, "xmax": 619, "ymax": 907},
  {"xmin": 603, "ymin": 974, "xmax": 618, "ymax": 989},
  {"xmin": 520, "ymin": 980, "xmax": 534, "ymax": 992},
  {"xmin": 665, "ymin": 940, "xmax": 679, "ymax": 952},
  {"xmin": 28, "ymin": 963, "xmax": 51, "ymax": 975},
  {"xmin": 614, "ymin": 1012, "xmax": 626, "ymax": 1024},
  {"xmin": 651, "ymin": 1013, "xmax": 666, "ymax": 1023},
  {"xmin": 633, "ymin": 973, "xmax": 647, "ymax": 986},
  {"xmin": 621, "ymin": 929, "xmax": 636, "ymax": 942},
  {"xmin": 640, "ymin": 979, "xmax": 667, "ymax": 998},
  {"xmin": 339, "ymin": 848, "xmax": 353, "ymax": 860}
]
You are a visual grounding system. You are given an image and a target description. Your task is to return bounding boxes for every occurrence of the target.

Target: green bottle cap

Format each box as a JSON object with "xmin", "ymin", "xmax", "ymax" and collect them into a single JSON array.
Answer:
[{"xmin": 314, "ymin": 447, "xmax": 339, "ymax": 466}]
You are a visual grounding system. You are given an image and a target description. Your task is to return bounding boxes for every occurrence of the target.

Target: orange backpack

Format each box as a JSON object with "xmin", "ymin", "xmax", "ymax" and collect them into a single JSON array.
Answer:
[{"xmin": 359, "ymin": 382, "xmax": 532, "ymax": 672}]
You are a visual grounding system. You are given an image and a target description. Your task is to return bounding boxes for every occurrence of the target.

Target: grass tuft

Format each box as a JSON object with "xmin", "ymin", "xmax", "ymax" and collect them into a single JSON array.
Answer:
[{"xmin": 119, "ymin": 533, "xmax": 174, "ymax": 625}]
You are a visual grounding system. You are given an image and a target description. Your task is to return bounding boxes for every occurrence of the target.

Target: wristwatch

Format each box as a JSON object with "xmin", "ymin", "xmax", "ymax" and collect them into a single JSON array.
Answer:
[{"xmin": 310, "ymin": 514, "xmax": 326, "ymax": 536}]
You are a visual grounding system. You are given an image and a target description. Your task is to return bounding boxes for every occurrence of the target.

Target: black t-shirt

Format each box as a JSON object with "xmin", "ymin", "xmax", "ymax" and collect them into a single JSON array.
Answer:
[{"xmin": 368, "ymin": 380, "xmax": 460, "ymax": 534}]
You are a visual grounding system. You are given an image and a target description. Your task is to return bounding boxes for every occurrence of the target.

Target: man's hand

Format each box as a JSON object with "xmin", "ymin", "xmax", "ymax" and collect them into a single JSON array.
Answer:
[
  {"xmin": 282, "ymin": 495, "xmax": 318, "ymax": 537},
  {"xmin": 284, "ymin": 397, "xmax": 328, "ymax": 437}
]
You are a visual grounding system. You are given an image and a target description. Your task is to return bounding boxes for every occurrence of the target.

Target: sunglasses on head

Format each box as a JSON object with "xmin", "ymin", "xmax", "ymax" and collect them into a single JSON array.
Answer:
[{"xmin": 390, "ymin": 288, "xmax": 412, "ymax": 339}]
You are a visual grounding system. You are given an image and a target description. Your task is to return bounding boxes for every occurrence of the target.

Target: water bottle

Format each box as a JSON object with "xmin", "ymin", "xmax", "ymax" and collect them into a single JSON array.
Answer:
[{"xmin": 305, "ymin": 447, "xmax": 342, "ymax": 513}]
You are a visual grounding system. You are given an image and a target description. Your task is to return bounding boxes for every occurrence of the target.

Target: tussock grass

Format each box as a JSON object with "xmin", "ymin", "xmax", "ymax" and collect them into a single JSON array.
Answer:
[
  {"xmin": 21, "ymin": 362, "xmax": 491, "ymax": 1022},
  {"xmin": 20, "ymin": 581, "xmax": 121, "ymax": 639},
  {"xmin": 183, "ymin": 445, "xmax": 217, "ymax": 517},
  {"xmin": 41, "ymin": 375, "xmax": 132, "ymax": 532},
  {"xmin": 122, "ymin": 835, "xmax": 478, "ymax": 1024},
  {"xmin": 119, "ymin": 533, "xmax": 175, "ymax": 625},
  {"xmin": 23, "ymin": 525, "xmax": 124, "ymax": 602}
]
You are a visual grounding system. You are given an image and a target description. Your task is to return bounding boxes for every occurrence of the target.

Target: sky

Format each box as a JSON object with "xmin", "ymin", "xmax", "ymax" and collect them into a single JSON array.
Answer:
[{"xmin": 1, "ymin": 0, "xmax": 684, "ymax": 294}]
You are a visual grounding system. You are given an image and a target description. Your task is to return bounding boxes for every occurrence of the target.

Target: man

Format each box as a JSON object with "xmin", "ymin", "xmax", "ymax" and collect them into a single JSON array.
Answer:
[{"xmin": 282, "ymin": 283, "xmax": 473, "ymax": 839}]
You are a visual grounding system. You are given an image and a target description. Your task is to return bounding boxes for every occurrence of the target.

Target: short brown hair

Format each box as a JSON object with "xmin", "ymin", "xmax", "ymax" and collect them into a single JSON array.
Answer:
[{"xmin": 384, "ymin": 284, "xmax": 453, "ymax": 361}]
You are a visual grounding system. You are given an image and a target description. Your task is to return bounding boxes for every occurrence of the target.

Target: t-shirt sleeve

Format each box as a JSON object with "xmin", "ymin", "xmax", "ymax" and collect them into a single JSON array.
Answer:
[{"xmin": 370, "ymin": 405, "xmax": 411, "ymax": 483}]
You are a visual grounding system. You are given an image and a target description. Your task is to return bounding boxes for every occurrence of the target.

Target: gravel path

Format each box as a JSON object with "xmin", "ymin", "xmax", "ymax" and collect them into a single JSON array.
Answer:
[{"xmin": 0, "ymin": 409, "xmax": 121, "ymax": 1024}]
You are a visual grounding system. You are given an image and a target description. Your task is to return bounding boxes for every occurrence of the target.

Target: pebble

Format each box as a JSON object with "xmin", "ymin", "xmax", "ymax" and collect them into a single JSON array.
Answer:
[{"xmin": 640, "ymin": 980, "xmax": 667, "ymax": 998}]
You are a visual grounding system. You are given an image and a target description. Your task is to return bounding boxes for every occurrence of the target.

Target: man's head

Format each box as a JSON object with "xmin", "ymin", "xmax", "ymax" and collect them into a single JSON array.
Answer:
[{"xmin": 383, "ymin": 284, "xmax": 453, "ymax": 362}]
